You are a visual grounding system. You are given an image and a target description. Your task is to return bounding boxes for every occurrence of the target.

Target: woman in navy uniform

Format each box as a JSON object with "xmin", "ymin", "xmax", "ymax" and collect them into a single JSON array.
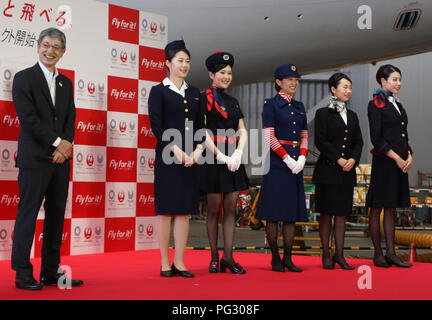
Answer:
[
  {"xmin": 312, "ymin": 73, "xmax": 363, "ymax": 270},
  {"xmin": 366, "ymin": 64, "xmax": 413, "ymax": 268},
  {"xmin": 201, "ymin": 51, "xmax": 249, "ymax": 274},
  {"xmin": 256, "ymin": 64, "xmax": 308, "ymax": 272},
  {"xmin": 148, "ymin": 40, "xmax": 205, "ymax": 277}
]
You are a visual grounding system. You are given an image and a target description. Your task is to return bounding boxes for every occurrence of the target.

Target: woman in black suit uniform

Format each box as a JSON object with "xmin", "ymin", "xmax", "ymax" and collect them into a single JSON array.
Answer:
[
  {"xmin": 366, "ymin": 64, "xmax": 413, "ymax": 268},
  {"xmin": 201, "ymin": 51, "xmax": 249, "ymax": 274},
  {"xmin": 312, "ymin": 73, "xmax": 363, "ymax": 270},
  {"xmin": 148, "ymin": 40, "xmax": 205, "ymax": 277}
]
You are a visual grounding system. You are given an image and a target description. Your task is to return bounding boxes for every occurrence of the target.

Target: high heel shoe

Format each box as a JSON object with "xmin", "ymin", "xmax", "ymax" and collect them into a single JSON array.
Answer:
[
  {"xmin": 160, "ymin": 267, "xmax": 174, "ymax": 277},
  {"xmin": 332, "ymin": 255, "xmax": 355, "ymax": 270},
  {"xmin": 282, "ymin": 258, "xmax": 302, "ymax": 272},
  {"xmin": 171, "ymin": 264, "xmax": 194, "ymax": 278},
  {"xmin": 209, "ymin": 260, "xmax": 219, "ymax": 273},
  {"xmin": 271, "ymin": 258, "xmax": 285, "ymax": 272},
  {"xmin": 322, "ymin": 256, "xmax": 335, "ymax": 270},
  {"xmin": 219, "ymin": 259, "xmax": 246, "ymax": 274},
  {"xmin": 384, "ymin": 255, "xmax": 413, "ymax": 268},
  {"xmin": 373, "ymin": 256, "xmax": 391, "ymax": 268}
]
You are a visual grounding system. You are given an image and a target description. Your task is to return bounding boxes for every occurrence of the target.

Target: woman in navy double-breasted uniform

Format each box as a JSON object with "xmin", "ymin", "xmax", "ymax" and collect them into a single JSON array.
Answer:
[
  {"xmin": 148, "ymin": 40, "xmax": 205, "ymax": 278},
  {"xmin": 256, "ymin": 64, "xmax": 308, "ymax": 272},
  {"xmin": 366, "ymin": 64, "xmax": 413, "ymax": 268},
  {"xmin": 200, "ymin": 51, "xmax": 249, "ymax": 275},
  {"xmin": 312, "ymin": 73, "xmax": 363, "ymax": 270}
]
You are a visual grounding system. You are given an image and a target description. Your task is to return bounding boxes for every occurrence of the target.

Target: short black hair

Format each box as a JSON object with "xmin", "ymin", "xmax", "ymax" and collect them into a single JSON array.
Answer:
[
  {"xmin": 328, "ymin": 72, "xmax": 352, "ymax": 92},
  {"xmin": 376, "ymin": 64, "xmax": 401, "ymax": 85}
]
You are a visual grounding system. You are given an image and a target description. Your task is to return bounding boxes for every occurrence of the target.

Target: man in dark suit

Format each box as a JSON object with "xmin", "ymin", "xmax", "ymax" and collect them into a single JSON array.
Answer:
[{"xmin": 11, "ymin": 28, "xmax": 83, "ymax": 290}]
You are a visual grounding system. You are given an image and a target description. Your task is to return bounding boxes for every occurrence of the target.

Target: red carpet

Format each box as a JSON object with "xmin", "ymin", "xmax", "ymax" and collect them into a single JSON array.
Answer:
[{"xmin": 1, "ymin": 250, "xmax": 431, "ymax": 300}]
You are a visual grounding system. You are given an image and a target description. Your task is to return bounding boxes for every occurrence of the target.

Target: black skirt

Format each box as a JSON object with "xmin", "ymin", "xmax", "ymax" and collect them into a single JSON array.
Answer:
[
  {"xmin": 154, "ymin": 151, "xmax": 201, "ymax": 215},
  {"xmin": 315, "ymin": 183, "xmax": 354, "ymax": 216},
  {"xmin": 366, "ymin": 155, "xmax": 410, "ymax": 208},
  {"xmin": 200, "ymin": 160, "xmax": 249, "ymax": 194}
]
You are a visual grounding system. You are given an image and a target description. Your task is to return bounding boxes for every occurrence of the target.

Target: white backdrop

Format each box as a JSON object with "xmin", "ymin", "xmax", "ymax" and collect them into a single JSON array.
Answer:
[{"xmin": 0, "ymin": 0, "xmax": 167, "ymax": 260}]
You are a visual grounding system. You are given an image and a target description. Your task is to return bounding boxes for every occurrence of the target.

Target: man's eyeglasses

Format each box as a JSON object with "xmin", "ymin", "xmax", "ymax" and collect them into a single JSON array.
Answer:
[{"xmin": 39, "ymin": 42, "xmax": 63, "ymax": 51}]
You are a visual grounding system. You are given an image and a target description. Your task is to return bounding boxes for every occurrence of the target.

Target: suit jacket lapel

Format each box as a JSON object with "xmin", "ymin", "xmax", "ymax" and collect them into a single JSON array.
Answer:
[
  {"xmin": 54, "ymin": 75, "xmax": 65, "ymax": 112},
  {"xmin": 33, "ymin": 63, "xmax": 55, "ymax": 110}
]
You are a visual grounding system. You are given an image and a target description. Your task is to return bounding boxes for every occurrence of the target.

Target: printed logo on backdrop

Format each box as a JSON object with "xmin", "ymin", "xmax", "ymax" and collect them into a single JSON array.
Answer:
[
  {"xmin": 0, "ymin": 63, "xmax": 24, "ymax": 101},
  {"xmin": 0, "ymin": 141, "xmax": 18, "ymax": 181},
  {"xmin": 139, "ymin": 46, "xmax": 165, "ymax": 82},
  {"xmin": 35, "ymin": 219, "xmax": 70, "ymax": 257},
  {"xmin": 108, "ymin": 4, "xmax": 139, "ymax": 45},
  {"xmin": 75, "ymin": 109, "xmax": 107, "ymax": 146},
  {"xmin": 72, "ymin": 182, "xmax": 105, "ymax": 218},
  {"xmin": 73, "ymin": 145, "xmax": 106, "ymax": 182},
  {"xmin": 138, "ymin": 80, "xmax": 157, "ymax": 114},
  {"xmin": 105, "ymin": 218, "xmax": 135, "ymax": 252},
  {"xmin": 136, "ymin": 183, "xmax": 155, "ymax": 216},
  {"xmin": 0, "ymin": 101, "xmax": 20, "ymax": 141},
  {"xmin": 107, "ymin": 111, "xmax": 138, "ymax": 148},
  {"xmin": 70, "ymin": 218, "xmax": 105, "ymax": 256},
  {"xmin": 75, "ymin": 74, "xmax": 107, "ymax": 110},
  {"xmin": 0, "ymin": 221, "xmax": 15, "ymax": 260},
  {"xmin": 0, "ymin": 181, "xmax": 19, "ymax": 220},
  {"xmin": 139, "ymin": 11, "xmax": 168, "ymax": 48},
  {"xmin": 109, "ymin": 42, "xmax": 138, "ymax": 78},
  {"xmin": 0, "ymin": 4, "xmax": 72, "ymax": 49},
  {"xmin": 106, "ymin": 147, "xmax": 137, "ymax": 182},
  {"xmin": 138, "ymin": 114, "xmax": 156, "ymax": 149},
  {"xmin": 107, "ymin": 76, "xmax": 138, "ymax": 114},
  {"xmin": 106, "ymin": 182, "xmax": 136, "ymax": 217},
  {"xmin": 137, "ymin": 148, "xmax": 155, "ymax": 183},
  {"xmin": 135, "ymin": 217, "xmax": 158, "ymax": 250}
]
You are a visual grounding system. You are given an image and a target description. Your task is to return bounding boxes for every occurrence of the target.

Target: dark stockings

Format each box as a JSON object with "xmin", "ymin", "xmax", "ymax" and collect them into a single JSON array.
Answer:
[
  {"xmin": 369, "ymin": 208, "xmax": 397, "ymax": 263},
  {"xmin": 265, "ymin": 221, "xmax": 296, "ymax": 264},
  {"xmin": 206, "ymin": 192, "xmax": 239, "ymax": 264},
  {"xmin": 319, "ymin": 214, "xmax": 348, "ymax": 265}
]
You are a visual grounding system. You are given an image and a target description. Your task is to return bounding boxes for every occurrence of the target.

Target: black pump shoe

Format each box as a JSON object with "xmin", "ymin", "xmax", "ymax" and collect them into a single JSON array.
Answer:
[
  {"xmin": 271, "ymin": 258, "xmax": 285, "ymax": 272},
  {"xmin": 171, "ymin": 264, "xmax": 194, "ymax": 278},
  {"xmin": 160, "ymin": 267, "xmax": 174, "ymax": 277},
  {"xmin": 384, "ymin": 255, "xmax": 413, "ymax": 268},
  {"xmin": 209, "ymin": 260, "xmax": 219, "ymax": 273},
  {"xmin": 282, "ymin": 258, "xmax": 302, "ymax": 272},
  {"xmin": 219, "ymin": 259, "xmax": 246, "ymax": 274},
  {"xmin": 322, "ymin": 256, "xmax": 335, "ymax": 270},
  {"xmin": 332, "ymin": 255, "xmax": 355, "ymax": 270}
]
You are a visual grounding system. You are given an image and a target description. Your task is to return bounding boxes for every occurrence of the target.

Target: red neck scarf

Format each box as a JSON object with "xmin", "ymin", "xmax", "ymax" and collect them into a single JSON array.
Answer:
[{"xmin": 206, "ymin": 85, "xmax": 228, "ymax": 119}]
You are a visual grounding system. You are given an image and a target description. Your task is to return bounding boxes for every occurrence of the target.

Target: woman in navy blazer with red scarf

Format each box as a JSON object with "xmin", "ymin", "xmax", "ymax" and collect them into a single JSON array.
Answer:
[{"xmin": 366, "ymin": 64, "xmax": 413, "ymax": 268}]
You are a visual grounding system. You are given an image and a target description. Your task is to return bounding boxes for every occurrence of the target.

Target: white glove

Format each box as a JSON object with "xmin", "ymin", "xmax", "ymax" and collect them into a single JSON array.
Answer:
[
  {"xmin": 216, "ymin": 151, "xmax": 235, "ymax": 166},
  {"xmin": 283, "ymin": 155, "xmax": 297, "ymax": 172},
  {"xmin": 229, "ymin": 149, "xmax": 243, "ymax": 172},
  {"xmin": 292, "ymin": 155, "xmax": 306, "ymax": 174}
]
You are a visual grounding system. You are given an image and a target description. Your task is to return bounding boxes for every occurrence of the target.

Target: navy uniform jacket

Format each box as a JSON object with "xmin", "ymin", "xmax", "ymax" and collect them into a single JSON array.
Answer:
[
  {"xmin": 367, "ymin": 99, "xmax": 412, "ymax": 158},
  {"xmin": 312, "ymin": 107, "xmax": 363, "ymax": 187},
  {"xmin": 148, "ymin": 81, "xmax": 205, "ymax": 215},
  {"xmin": 262, "ymin": 94, "xmax": 308, "ymax": 163},
  {"xmin": 256, "ymin": 93, "xmax": 308, "ymax": 222},
  {"xmin": 148, "ymin": 82, "xmax": 205, "ymax": 153}
]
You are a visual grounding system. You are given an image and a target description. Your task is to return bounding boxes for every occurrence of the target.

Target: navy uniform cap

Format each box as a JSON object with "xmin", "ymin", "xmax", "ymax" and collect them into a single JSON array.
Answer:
[
  {"xmin": 165, "ymin": 39, "xmax": 186, "ymax": 52},
  {"xmin": 205, "ymin": 51, "xmax": 234, "ymax": 71},
  {"xmin": 274, "ymin": 63, "xmax": 301, "ymax": 79}
]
